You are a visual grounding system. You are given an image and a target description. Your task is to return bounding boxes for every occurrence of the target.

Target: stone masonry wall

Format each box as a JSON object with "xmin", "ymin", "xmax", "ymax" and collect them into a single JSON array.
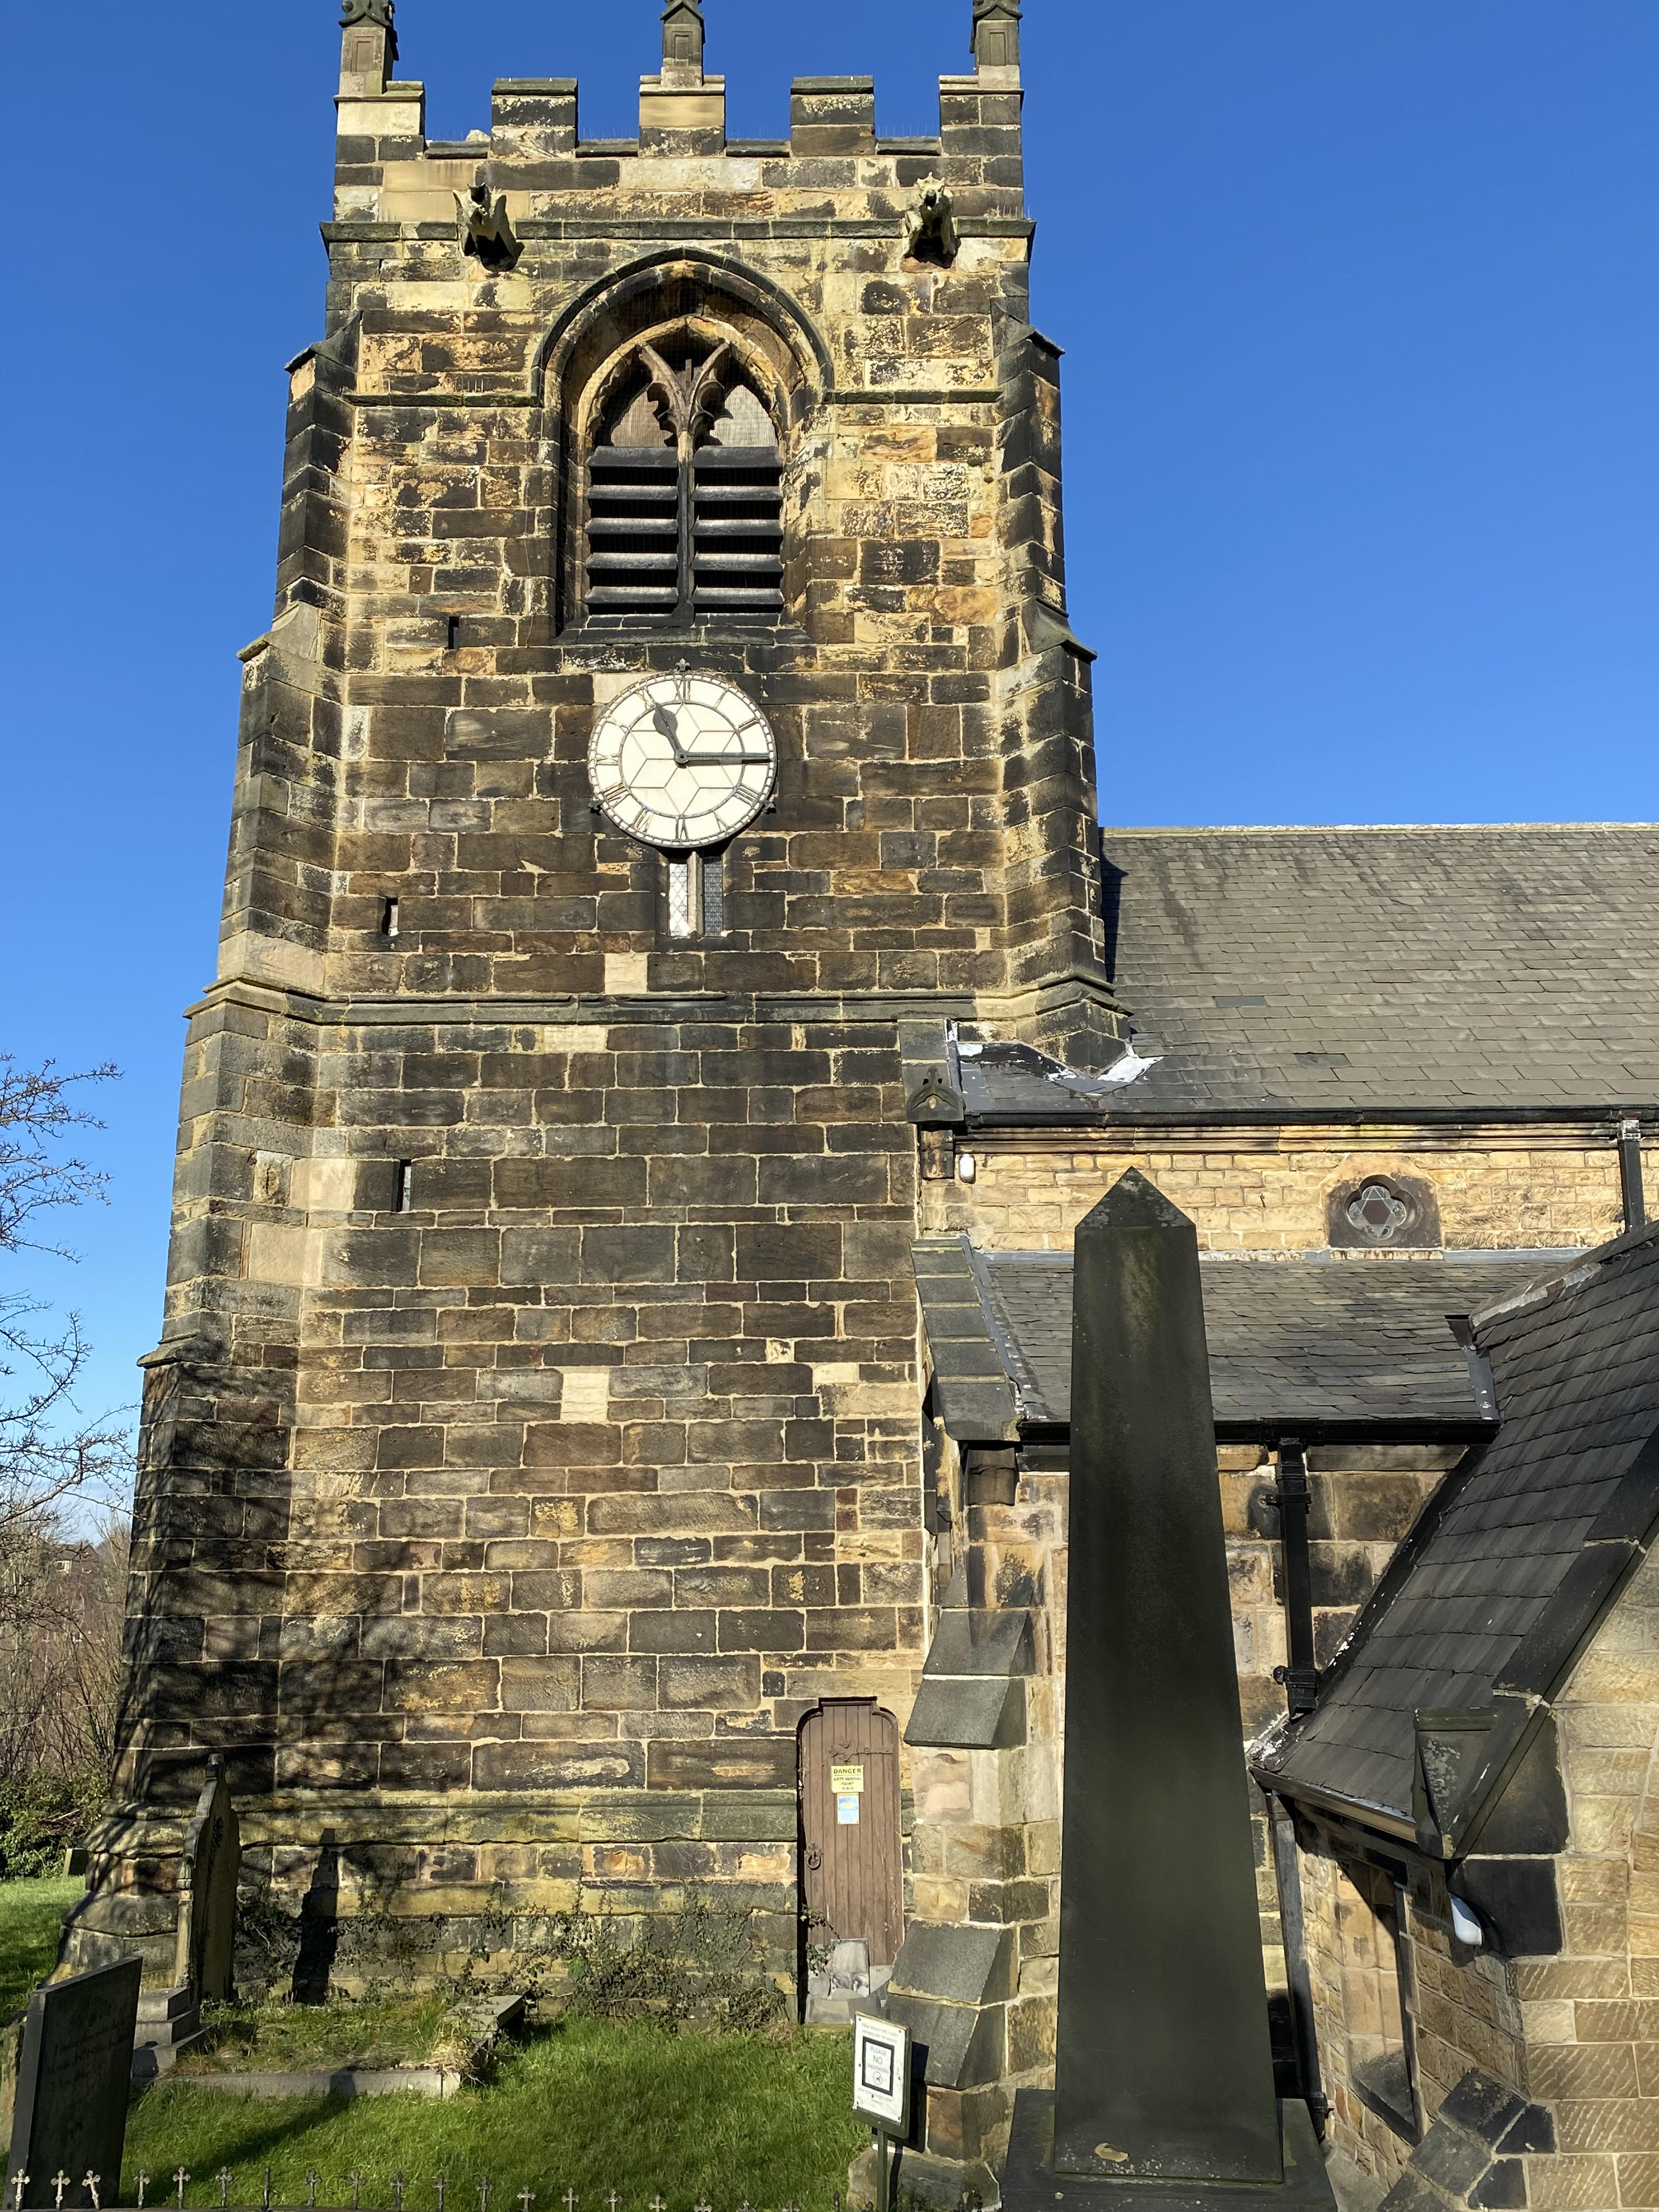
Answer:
[
  {"xmin": 922, "ymin": 1131, "xmax": 1638, "ymax": 1255},
  {"xmin": 1294, "ymin": 1545, "xmax": 1659, "ymax": 2212},
  {"xmin": 896, "ymin": 1430, "xmax": 1455, "ymax": 2175}
]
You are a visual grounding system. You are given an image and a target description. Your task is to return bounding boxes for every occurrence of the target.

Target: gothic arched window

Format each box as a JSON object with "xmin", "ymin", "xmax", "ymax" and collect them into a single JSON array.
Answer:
[{"xmin": 584, "ymin": 332, "xmax": 785, "ymax": 622}]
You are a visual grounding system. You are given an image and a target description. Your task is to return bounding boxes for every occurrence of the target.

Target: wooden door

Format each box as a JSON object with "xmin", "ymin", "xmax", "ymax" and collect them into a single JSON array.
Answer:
[{"xmin": 799, "ymin": 1701, "xmax": 903, "ymax": 1968}]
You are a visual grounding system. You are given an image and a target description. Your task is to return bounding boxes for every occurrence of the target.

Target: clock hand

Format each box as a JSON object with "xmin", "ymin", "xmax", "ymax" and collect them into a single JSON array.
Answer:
[
  {"xmin": 681, "ymin": 750, "xmax": 773, "ymax": 765},
  {"xmin": 652, "ymin": 704, "xmax": 689, "ymax": 766}
]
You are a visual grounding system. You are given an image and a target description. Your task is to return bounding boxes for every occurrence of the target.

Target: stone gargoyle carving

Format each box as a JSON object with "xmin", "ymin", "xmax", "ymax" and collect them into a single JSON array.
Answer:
[
  {"xmin": 454, "ymin": 183, "xmax": 520, "ymax": 271},
  {"xmin": 902, "ymin": 176, "xmax": 960, "ymax": 265}
]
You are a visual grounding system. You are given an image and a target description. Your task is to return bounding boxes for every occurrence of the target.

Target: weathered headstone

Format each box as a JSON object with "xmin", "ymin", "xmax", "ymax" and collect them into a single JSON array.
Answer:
[
  {"xmin": 5, "ymin": 1957, "xmax": 142, "ymax": 2209},
  {"xmin": 174, "ymin": 1754, "xmax": 239, "ymax": 2002},
  {"xmin": 1002, "ymin": 1171, "xmax": 1333, "ymax": 2212}
]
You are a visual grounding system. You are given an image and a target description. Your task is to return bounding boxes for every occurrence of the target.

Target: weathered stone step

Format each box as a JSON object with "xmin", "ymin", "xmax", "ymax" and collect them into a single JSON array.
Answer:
[
  {"xmin": 136, "ymin": 1984, "xmax": 197, "ymax": 2027},
  {"xmin": 132, "ymin": 1982, "xmax": 205, "ymax": 2079}
]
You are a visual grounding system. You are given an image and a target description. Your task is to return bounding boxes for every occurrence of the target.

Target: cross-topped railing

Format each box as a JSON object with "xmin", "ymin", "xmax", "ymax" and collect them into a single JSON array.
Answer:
[{"xmin": 58, "ymin": 2180, "xmax": 859, "ymax": 2212}]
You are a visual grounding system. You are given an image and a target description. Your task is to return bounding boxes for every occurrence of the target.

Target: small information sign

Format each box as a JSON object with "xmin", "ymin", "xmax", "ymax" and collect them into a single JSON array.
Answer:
[
  {"xmin": 853, "ymin": 2012, "xmax": 911, "ymax": 2134},
  {"xmin": 831, "ymin": 1763, "xmax": 865, "ymax": 1793},
  {"xmin": 837, "ymin": 1793, "xmax": 861, "ymax": 1825}
]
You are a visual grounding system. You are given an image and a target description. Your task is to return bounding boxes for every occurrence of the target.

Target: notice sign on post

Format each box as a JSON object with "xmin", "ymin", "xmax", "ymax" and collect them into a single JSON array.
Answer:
[
  {"xmin": 833, "ymin": 1761, "xmax": 865, "ymax": 1826},
  {"xmin": 853, "ymin": 2012, "xmax": 911, "ymax": 2134}
]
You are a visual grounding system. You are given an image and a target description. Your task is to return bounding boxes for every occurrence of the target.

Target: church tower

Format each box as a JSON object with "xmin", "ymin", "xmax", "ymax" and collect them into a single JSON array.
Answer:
[{"xmin": 75, "ymin": 0, "xmax": 1113, "ymax": 2017}]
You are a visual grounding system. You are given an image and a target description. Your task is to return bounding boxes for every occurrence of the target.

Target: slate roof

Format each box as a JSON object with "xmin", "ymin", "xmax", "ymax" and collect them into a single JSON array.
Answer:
[
  {"xmin": 913, "ymin": 1238, "xmax": 1555, "ymax": 1444},
  {"xmin": 962, "ymin": 825, "xmax": 1659, "ymax": 1120},
  {"xmin": 1256, "ymin": 1223, "xmax": 1659, "ymax": 1829}
]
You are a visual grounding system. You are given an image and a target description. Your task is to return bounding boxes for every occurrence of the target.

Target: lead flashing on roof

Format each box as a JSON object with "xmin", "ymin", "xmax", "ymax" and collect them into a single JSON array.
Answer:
[
  {"xmin": 1468, "ymin": 1214, "xmax": 1659, "ymax": 1335},
  {"xmin": 966, "ymin": 1104, "xmax": 1659, "ymax": 1131},
  {"xmin": 1103, "ymin": 822, "xmax": 1659, "ymax": 837}
]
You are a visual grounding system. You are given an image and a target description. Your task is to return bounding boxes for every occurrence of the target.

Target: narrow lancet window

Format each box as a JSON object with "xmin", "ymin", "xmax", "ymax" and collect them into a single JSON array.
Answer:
[{"xmin": 666, "ymin": 850, "xmax": 727, "ymax": 940}]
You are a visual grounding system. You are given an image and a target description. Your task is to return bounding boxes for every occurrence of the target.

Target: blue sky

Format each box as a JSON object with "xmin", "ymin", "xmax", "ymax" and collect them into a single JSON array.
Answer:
[{"xmin": 2, "ymin": 0, "xmax": 1654, "ymax": 1454}]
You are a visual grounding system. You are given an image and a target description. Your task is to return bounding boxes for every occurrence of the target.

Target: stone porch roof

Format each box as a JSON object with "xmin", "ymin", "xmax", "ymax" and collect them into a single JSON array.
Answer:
[{"xmin": 1257, "ymin": 1221, "xmax": 1659, "ymax": 1836}]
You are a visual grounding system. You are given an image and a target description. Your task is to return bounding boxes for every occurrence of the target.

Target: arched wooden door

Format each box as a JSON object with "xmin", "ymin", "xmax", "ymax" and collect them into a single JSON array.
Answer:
[{"xmin": 798, "ymin": 1701, "xmax": 903, "ymax": 1970}]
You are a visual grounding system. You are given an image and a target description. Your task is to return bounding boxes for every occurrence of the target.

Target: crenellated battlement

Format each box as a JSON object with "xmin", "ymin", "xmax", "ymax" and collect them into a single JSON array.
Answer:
[{"xmin": 332, "ymin": 0, "xmax": 1025, "ymax": 236}]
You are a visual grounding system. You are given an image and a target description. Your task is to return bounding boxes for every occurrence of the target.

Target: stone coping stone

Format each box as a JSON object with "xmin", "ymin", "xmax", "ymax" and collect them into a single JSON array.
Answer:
[
  {"xmin": 174, "ymin": 2065, "xmax": 461, "ymax": 2101},
  {"xmin": 889, "ymin": 1923, "xmax": 1013, "ymax": 2006},
  {"xmin": 904, "ymin": 1674, "xmax": 1024, "ymax": 1750}
]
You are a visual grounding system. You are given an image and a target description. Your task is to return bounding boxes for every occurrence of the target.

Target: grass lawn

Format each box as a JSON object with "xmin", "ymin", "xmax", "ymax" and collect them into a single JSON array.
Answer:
[
  {"xmin": 0, "ymin": 1876, "xmax": 81, "ymax": 2020},
  {"xmin": 126, "ymin": 2018, "xmax": 866, "ymax": 2211}
]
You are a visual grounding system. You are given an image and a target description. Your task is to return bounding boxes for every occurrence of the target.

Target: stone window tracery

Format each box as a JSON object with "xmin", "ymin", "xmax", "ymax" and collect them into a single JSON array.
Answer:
[
  {"xmin": 1327, "ymin": 1172, "xmax": 1442, "ymax": 1251},
  {"xmin": 1347, "ymin": 1181, "xmax": 1413, "ymax": 1245},
  {"xmin": 583, "ymin": 331, "xmax": 785, "ymax": 623}
]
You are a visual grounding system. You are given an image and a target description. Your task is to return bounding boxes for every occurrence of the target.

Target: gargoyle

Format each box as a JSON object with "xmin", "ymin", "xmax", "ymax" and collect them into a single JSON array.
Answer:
[
  {"xmin": 454, "ymin": 183, "xmax": 520, "ymax": 272},
  {"xmin": 902, "ymin": 176, "xmax": 959, "ymax": 266}
]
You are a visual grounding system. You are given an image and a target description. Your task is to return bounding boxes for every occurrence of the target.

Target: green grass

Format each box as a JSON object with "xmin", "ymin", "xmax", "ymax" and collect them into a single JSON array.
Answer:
[
  {"xmin": 126, "ymin": 2018, "xmax": 865, "ymax": 2211},
  {"xmin": 0, "ymin": 1876, "xmax": 81, "ymax": 2019},
  {"xmin": 183, "ymin": 1995, "xmax": 464, "ymax": 2074}
]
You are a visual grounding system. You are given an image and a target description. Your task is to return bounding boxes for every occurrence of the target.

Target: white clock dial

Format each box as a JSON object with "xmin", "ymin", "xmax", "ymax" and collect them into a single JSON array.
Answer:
[{"xmin": 588, "ymin": 671, "xmax": 777, "ymax": 851}]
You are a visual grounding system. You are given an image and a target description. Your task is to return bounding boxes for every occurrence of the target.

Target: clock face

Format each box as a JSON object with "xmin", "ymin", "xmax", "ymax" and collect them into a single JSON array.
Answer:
[{"xmin": 588, "ymin": 672, "xmax": 777, "ymax": 851}]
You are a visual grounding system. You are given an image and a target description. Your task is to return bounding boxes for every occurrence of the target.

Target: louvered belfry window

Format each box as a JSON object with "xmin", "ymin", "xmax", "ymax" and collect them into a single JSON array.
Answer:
[{"xmin": 584, "ymin": 338, "xmax": 784, "ymax": 621}]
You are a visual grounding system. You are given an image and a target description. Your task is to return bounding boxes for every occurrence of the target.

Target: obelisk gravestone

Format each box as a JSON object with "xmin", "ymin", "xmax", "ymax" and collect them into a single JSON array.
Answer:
[{"xmin": 1002, "ymin": 1171, "xmax": 1331, "ymax": 2212}]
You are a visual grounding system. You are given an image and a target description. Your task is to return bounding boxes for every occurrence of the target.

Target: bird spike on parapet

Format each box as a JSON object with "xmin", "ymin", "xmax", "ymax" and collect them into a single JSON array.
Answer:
[{"xmin": 662, "ymin": 0, "xmax": 707, "ymax": 79}]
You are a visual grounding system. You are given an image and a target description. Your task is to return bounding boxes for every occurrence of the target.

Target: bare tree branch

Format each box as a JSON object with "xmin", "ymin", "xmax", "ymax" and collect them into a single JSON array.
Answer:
[
  {"xmin": 0, "ymin": 1057, "xmax": 134, "ymax": 1848},
  {"xmin": 0, "ymin": 1510, "xmax": 131, "ymax": 1809},
  {"xmin": 0, "ymin": 1300, "xmax": 131, "ymax": 1533},
  {"xmin": 0, "ymin": 1055, "xmax": 132, "ymax": 1534},
  {"xmin": 0, "ymin": 1056, "xmax": 117, "ymax": 1258}
]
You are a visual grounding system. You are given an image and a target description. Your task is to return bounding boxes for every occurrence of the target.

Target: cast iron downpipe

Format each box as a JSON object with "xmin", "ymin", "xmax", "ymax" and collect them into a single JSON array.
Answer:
[
  {"xmin": 1271, "ymin": 1437, "xmax": 1318, "ymax": 1720},
  {"xmin": 1620, "ymin": 1118, "xmax": 1647, "ymax": 1232}
]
